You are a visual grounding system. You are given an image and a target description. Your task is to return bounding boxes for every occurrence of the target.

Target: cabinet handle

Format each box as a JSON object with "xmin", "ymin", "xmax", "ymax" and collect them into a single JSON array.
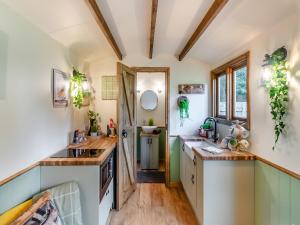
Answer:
[
  {"xmin": 182, "ymin": 145, "xmax": 185, "ymax": 152},
  {"xmin": 191, "ymin": 175, "xmax": 195, "ymax": 184},
  {"xmin": 193, "ymin": 156, "xmax": 197, "ymax": 166}
]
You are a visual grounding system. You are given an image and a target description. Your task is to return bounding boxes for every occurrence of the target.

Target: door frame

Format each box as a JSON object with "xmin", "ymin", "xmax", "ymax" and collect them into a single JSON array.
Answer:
[{"xmin": 131, "ymin": 67, "xmax": 170, "ymax": 187}]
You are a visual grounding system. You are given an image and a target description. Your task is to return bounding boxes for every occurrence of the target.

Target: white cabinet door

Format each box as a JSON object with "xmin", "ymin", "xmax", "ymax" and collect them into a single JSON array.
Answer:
[
  {"xmin": 99, "ymin": 180, "xmax": 114, "ymax": 225},
  {"xmin": 141, "ymin": 137, "xmax": 150, "ymax": 169},
  {"xmin": 185, "ymin": 155, "xmax": 197, "ymax": 210},
  {"xmin": 180, "ymin": 140, "xmax": 185, "ymax": 184},
  {"xmin": 195, "ymin": 156, "xmax": 203, "ymax": 224},
  {"xmin": 149, "ymin": 136, "xmax": 159, "ymax": 169}
]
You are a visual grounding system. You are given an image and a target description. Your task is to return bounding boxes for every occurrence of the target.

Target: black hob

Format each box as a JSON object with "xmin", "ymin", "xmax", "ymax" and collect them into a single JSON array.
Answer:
[{"xmin": 51, "ymin": 149, "xmax": 105, "ymax": 158}]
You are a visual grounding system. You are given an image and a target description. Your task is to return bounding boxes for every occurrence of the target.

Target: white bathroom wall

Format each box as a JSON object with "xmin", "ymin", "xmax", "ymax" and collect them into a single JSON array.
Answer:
[
  {"xmin": 0, "ymin": 2, "xmax": 78, "ymax": 181},
  {"xmin": 137, "ymin": 72, "xmax": 165, "ymax": 126},
  {"xmin": 214, "ymin": 10, "xmax": 300, "ymax": 174}
]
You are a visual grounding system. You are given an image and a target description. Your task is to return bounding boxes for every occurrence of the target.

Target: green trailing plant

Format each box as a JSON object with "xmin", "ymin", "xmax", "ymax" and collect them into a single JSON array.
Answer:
[
  {"xmin": 264, "ymin": 47, "xmax": 289, "ymax": 150},
  {"xmin": 148, "ymin": 118, "xmax": 154, "ymax": 126},
  {"xmin": 70, "ymin": 68, "xmax": 91, "ymax": 109}
]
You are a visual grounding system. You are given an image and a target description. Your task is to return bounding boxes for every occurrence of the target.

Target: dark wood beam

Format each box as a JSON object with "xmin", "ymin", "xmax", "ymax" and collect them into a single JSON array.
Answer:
[
  {"xmin": 86, "ymin": 0, "xmax": 123, "ymax": 60},
  {"xmin": 149, "ymin": 0, "xmax": 158, "ymax": 59},
  {"xmin": 178, "ymin": 0, "xmax": 229, "ymax": 61}
]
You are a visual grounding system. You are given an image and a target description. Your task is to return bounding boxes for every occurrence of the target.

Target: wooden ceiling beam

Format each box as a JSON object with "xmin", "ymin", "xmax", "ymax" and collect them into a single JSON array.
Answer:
[
  {"xmin": 86, "ymin": 0, "xmax": 123, "ymax": 60},
  {"xmin": 149, "ymin": 0, "xmax": 158, "ymax": 59},
  {"xmin": 178, "ymin": 0, "xmax": 229, "ymax": 61}
]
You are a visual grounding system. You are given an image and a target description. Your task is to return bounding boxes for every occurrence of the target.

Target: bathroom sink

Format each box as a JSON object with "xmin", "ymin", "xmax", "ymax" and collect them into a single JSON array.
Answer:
[{"xmin": 142, "ymin": 126, "xmax": 158, "ymax": 134}]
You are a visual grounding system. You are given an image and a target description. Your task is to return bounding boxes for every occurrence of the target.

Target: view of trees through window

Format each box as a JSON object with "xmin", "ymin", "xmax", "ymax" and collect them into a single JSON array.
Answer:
[
  {"xmin": 218, "ymin": 74, "xmax": 227, "ymax": 116},
  {"xmin": 234, "ymin": 66, "xmax": 247, "ymax": 118}
]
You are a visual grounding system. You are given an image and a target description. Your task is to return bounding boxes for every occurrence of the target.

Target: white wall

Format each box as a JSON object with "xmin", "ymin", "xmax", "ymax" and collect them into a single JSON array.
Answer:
[
  {"xmin": 215, "ymin": 10, "xmax": 300, "ymax": 174},
  {"xmin": 86, "ymin": 54, "xmax": 211, "ymax": 136},
  {"xmin": 0, "ymin": 2, "xmax": 77, "ymax": 181},
  {"xmin": 86, "ymin": 58, "xmax": 117, "ymax": 132},
  {"xmin": 137, "ymin": 72, "xmax": 165, "ymax": 127}
]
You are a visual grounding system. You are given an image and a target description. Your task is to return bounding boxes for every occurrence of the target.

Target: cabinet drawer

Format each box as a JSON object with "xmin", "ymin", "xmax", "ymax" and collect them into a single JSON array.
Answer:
[{"xmin": 99, "ymin": 179, "xmax": 114, "ymax": 225}]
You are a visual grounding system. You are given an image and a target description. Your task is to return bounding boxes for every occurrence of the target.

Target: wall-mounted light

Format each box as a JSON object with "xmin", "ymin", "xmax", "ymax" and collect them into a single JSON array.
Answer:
[
  {"xmin": 260, "ymin": 46, "xmax": 287, "ymax": 86},
  {"xmin": 260, "ymin": 64, "xmax": 273, "ymax": 86},
  {"xmin": 82, "ymin": 78, "xmax": 90, "ymax": 92}
]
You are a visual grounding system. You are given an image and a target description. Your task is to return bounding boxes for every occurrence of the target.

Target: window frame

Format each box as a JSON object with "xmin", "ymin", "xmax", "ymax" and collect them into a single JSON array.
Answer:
[{"xmin": 211, "ymin": 52, "xmax": 250, "ymax": 129}]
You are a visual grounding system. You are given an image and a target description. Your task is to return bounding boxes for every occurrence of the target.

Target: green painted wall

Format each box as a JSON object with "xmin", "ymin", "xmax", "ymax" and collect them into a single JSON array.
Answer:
[
  {"xmin": 0, "ymin": 166, "xmax": 41, "ymax": 214},
  {"xmin": 136, "ymin": 127, "xmax": 166, "ymax": 161},
  {"xmin": 169, "ymin": 137, "xmax": 180, "ymax": 182},
  {"xmin": 255, "ymin": 160, "xmax": 300, "ymax": 225}
]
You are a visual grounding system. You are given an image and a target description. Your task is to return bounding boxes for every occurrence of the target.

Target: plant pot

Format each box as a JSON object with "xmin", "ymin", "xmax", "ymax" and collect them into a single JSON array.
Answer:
[{"xmin": 90, "ymin": 132, "xmax": 98, "ymax": 137}]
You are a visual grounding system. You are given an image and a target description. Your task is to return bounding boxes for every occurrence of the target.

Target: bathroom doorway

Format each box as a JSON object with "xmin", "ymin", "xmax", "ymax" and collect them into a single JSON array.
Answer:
[{"xmin": 132, "ymin": 67, "xmax": 170, "ymax": 185}]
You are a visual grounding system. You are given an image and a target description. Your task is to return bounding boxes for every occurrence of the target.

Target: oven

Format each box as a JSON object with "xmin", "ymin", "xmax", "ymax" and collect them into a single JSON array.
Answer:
[{"xmin": 100, "ymin": 151, "xmax": 114, "ymax": 202}]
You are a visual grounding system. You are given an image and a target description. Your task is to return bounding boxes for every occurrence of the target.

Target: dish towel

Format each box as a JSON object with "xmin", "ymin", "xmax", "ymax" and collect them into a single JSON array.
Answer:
[{"xmin": 34, "ymin": 182, "xmax": 83, "ymax": 225}]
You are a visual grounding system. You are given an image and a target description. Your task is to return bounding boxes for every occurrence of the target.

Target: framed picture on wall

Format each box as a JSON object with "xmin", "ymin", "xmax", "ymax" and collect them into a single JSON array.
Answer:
[
  {"xmin": 178, "ymin": 84, "xmax": 205, "ymax": 94},
  {"xmin": 52, "ymin": 69, "xmax": 69, "ymax": 107}
]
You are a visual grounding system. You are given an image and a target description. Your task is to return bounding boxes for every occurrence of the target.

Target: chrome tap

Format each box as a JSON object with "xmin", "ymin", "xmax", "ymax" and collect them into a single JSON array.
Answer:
[{"xmin": 203, "ymin": 117, "xmax": 218, "ymax": 143}]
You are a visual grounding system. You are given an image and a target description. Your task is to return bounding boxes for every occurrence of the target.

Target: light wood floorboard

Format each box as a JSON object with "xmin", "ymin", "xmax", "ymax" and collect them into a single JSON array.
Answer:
[{"xmin": 109, "ymin": 183, "xmax": 199, "ymax": 225}]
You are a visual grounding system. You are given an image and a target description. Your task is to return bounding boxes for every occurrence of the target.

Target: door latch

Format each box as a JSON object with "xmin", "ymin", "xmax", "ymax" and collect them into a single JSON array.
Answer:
[{"xmin": 122, "ymin": 129, "xmax": 128, "ymax": 138}]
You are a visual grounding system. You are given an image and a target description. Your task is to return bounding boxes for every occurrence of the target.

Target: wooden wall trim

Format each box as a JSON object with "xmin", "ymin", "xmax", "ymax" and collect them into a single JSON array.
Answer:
[
  {"xmin": 149, "ymin": 0, "xmax": 158, "ymax": 59},
  {"xmin": 0, "ymin": 162, "xmax": 40, "ymax": 186},
  {"xmin": 178, "ymin": 0, "xmax": 229, "ymax": 61},
  {"xmin": 86, "ymin": 0, "xmax": 123, "ymax": 60}
]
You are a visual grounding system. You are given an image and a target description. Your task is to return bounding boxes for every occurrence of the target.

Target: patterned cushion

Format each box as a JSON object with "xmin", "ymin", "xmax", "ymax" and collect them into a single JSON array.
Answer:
[{"xmin": 10, "ymin": 192, "xmax": 62, "ymax": 225}]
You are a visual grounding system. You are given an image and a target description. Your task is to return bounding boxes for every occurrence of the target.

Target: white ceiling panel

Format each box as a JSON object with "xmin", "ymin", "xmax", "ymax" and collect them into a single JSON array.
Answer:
[{"xmin": 2, "ymin": 0, "xmax": 300, "ymax": 65}]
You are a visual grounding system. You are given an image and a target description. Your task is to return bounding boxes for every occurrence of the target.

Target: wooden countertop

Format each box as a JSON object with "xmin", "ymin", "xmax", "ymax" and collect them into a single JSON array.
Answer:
[
  {"xmin": 193, "ymin": 147, "xmax": 255, "ymax": 161},
  {"xmin": 40, "ymin": 136, "xmax": 117, "ymax": 166},
  {"xmin": 179, "ymin": 135, "xmax": 255, "ymax": 161}
]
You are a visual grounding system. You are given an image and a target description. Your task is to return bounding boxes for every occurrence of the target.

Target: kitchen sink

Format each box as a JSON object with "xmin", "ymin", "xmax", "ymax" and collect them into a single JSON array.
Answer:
[{"xmin": 185, "ymin": 140, "xmax": 224, "ymax": 155}]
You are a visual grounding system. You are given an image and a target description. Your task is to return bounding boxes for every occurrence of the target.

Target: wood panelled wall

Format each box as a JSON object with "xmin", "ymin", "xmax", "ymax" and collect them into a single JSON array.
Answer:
[{"xmin": 255, "ymin": 160, "xmax": 300, "ymax": 225}]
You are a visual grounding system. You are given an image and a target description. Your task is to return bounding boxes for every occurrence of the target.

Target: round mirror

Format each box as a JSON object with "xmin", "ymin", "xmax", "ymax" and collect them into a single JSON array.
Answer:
[{"xmin": 140, "ymin": 90, "xmax": 158, "ymax": 111}]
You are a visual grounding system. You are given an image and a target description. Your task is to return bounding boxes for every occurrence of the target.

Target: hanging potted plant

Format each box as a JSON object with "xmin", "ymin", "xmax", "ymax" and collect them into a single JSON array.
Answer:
[
  {"xmin": 177, "ymin": 96, "xmax": 189, "ymax": 126},
  {"xmin": 70, "ymin": 68, "xmax": 91, "ymax": 109}
]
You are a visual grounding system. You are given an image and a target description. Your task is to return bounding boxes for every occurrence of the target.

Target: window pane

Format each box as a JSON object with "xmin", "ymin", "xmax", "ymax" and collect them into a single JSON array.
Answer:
[
  {"xmin": 234, "ymin": 67, "xmax": 247, "ymax": 118},
  {"xmin": 218, "ymin": 74, "xmax": 227, "ymax": 116}
]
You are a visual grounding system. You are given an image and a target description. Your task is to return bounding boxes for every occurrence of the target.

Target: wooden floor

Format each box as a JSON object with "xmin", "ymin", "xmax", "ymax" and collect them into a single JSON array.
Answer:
[{"xmin": 109, "ymin": 183, "xmax": 199, "ymax": 225}]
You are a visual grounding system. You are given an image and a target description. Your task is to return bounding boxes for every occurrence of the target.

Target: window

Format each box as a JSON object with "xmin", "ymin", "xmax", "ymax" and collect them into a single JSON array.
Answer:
[
  {"xmin": 217, "ymin": 74, "xmax": 227, "ymax": 117},
  {"xmin": 233, "ymin": 66, "xmax": 247, "ymax": 119},
  {"xmin": 211, "ymin": 52, "xmax": 250, "ymax": 129}
]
